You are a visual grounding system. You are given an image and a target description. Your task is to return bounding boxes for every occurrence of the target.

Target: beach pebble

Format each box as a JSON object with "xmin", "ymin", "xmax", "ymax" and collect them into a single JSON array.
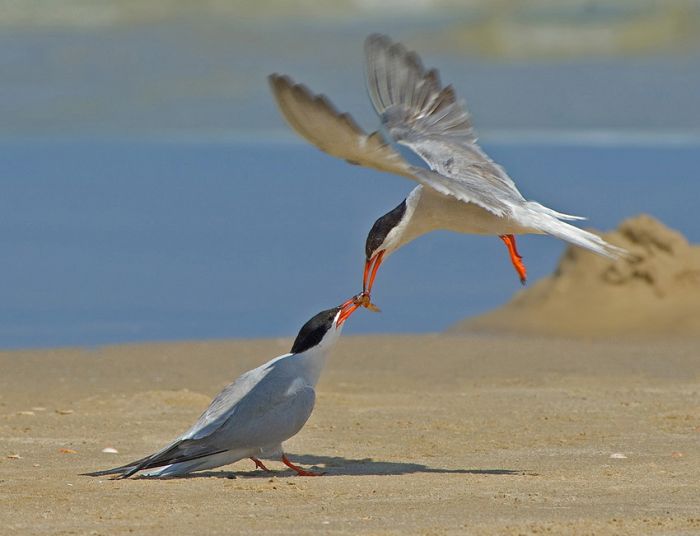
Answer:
[
  {"xmin": 7, "ymin": 454, "xmax": 22, "ymax": 459},
  {"xmin": 102, "ymin": 447, "xmax": 119, "ymax": 454},
  {"xmin": 671, "ymin": 451, "xmax": 684, "ymax": 458},
  {"xmin": 609, "ymin": 453, "xmax": 627, "ymax": 459},
  {"xmin": 59, "ymin": 448, "xmax": 78, "ymax": 454},
  {"xmin": 17, "ymin": 411, "xmax": 35, "ymax": 416},
  {"xmin": 55, "ymin": 409, "xmax": 74, "ymax": 415},
  {"xmin": 31, "ymin": 407, "xmax": 47, "ymax": 412}
]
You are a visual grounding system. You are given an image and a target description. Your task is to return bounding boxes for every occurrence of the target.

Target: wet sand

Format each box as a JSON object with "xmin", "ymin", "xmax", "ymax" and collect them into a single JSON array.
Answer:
[{"xmin": 1, "ymin": 334, "xmax": 699, "ymax": 535}]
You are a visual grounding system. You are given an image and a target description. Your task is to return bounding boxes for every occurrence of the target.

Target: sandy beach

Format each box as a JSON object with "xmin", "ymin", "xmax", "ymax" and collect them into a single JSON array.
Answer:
[
  {"xmin": 3, "ymin": 2, "xmax": 700, "ymax": 534},
  {"xmin": 2, "ymin": 334, "xmax": 699, "ymax": 535}
]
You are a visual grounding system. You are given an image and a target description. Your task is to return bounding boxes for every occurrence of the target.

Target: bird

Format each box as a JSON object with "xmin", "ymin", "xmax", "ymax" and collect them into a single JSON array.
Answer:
[
  {"xmin": 83, "ymin": 295, "xmax": 362, "ymax": 478},
  {"xmin": 268, "ymin": 34, "xmax": 625, "ymax": 300}
]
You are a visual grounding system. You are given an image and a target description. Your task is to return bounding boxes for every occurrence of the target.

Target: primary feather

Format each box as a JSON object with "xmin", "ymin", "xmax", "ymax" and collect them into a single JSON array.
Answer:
[{"xmin": 269, "ymin": 34, "xmax": 626, "ymax": 260}]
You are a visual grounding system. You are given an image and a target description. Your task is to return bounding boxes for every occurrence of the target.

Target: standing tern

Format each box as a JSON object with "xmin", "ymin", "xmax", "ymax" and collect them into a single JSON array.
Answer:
[
  {"xmin": 269, "ymin": 34, "xmax": 625, "ymax": 299},
  {"xmin": 84, "ymin": 296, "xmax": 362, "ymax": 478}
]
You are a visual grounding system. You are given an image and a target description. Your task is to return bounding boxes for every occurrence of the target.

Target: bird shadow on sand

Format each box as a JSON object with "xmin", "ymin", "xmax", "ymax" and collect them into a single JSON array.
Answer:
[{"xmin": 165, "ymin": 453, "xmax": 537, "ymax": 479}]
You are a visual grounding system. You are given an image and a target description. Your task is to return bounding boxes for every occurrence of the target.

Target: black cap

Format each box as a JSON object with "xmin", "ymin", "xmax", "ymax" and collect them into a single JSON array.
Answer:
[
  {"xmin": 290, "ymin": 307, "xmax": 341, "ymax": 354},
  {"xmin": 365, "ymin": 199, "xmax": 407, "ymax": 259}
]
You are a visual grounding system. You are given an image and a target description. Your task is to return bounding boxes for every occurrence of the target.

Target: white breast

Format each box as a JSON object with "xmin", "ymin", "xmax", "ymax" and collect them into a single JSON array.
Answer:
[{"xmin": 399, "ymin": 186, "xmax": 537, "ymax": 247}]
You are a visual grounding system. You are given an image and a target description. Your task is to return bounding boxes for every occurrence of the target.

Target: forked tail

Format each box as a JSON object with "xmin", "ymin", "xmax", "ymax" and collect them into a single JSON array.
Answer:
[{"xmin": 522, "ymin": 202, "xmax": 627, "ymax": 259}]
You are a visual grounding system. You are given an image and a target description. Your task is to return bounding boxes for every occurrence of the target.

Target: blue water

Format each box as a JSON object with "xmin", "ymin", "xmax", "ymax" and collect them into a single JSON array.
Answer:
[
  {"xmin": 3, "ymin": 13, "xmax": 699, "ymax": 348},
  {"xmin": 1, "ymin": 139, "xmax": 697, "ymax": 349}
]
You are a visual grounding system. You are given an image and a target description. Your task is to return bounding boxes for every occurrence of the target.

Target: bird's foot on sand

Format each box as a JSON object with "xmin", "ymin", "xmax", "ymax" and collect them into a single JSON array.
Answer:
[
  {"xmin": 281, "ymin": 455, "xmax": 325, "ymax": 477},
  {"xmin": 250, "ymin": 457, "xmax": 272, "ymax": 472}
]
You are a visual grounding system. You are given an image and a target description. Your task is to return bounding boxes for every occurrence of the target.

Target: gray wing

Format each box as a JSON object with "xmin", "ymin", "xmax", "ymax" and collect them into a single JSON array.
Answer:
[
  {"xmin": 84, "ymin": 367, "xmax": 271, "ymax": 477},
  {"xmin": 184, "ymin": 367, "xmax": 269, "ymax": 440},
  {"xmin": 184, "ymin": 360, "xmax": 316, "ymax": 446},
  {"xmin": 268, "ymin": 74, "xmax": 415, "ymax": 179},
  {"xmin": 269, "ymin": 73, "xmax": 514, "ymax": 218},
  {"xmin": 364, "ymin": 34, "xmax": 528, "ymax": 218},
  {"xmin": 103, "ymin": 367, "xmax": 316, "ymax": 478},
  {"xmin": 203, "ymin": 375, "xmax": 315, "ymax": 450}
]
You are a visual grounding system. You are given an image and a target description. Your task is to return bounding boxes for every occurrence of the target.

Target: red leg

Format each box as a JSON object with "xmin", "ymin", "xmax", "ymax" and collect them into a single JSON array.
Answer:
[
  {"xmin": 250, "ymin": 457, "xmax": 271, "ymax": 472},
  {"xmin": 499, "ymin": 234, "xmax": 527, "ymax": 285},
  {"xmin": 281, "ymin": 455, "xmax": 325, "ymax": 477}
]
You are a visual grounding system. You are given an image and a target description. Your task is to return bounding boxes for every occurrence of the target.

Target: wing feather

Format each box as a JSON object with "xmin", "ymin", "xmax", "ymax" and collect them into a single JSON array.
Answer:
[
  {"xmin": 268, "ymin": 37, "xmax": 623, "ymax": 257},
  {"xmin": 88, "ymin": 362, "xmax": 317, "ymax": 478},
  {"xmin": 364, "ymin": 33, "xmax": 525, "ymax": 211},
  {"xmin": 268, "ymin": 74, "xmax": 414, "ymax": 179},
  {"xmin": 268, "ymin": 73, "xmax": 509, "ymax": 218},
  {"xmin": 365, "ymin": 34, "xmax": 476, "ymax": 142}
]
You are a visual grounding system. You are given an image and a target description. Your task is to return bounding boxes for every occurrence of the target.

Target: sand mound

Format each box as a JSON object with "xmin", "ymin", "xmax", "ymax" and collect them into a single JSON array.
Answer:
[{"xmin": 451, "ymin": 214, "xmax": 700, "ymax": 338}]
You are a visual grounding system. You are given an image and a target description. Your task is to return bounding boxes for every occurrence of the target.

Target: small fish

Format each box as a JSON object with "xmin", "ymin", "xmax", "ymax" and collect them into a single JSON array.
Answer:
[{"xmin": 353, "ymin": 292, "xmax": 380, "ymax": 313}]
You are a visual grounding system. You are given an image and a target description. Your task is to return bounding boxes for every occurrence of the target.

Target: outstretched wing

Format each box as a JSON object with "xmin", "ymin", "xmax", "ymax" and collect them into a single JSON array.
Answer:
[
  {"xmin": 269, "ymin": 74, "xmax": 414, "ymax": 179},
  {"xmin": 365, "ymin": 34, "xmax": 476, "ymax": 144},
  {"xmin": 268, "ymin": 37, "xmax": 624, "ymax": 258},
  {"xmin": 364, "ymin": 34, "xmax": 528, "ymax": 215},
  {"xmin": 269, "ymin": 73, "xmax": 514, "ymax": 218},
  {"xmin": 362, "ymin": 35, "xmax": 636, "ymax": 260}
]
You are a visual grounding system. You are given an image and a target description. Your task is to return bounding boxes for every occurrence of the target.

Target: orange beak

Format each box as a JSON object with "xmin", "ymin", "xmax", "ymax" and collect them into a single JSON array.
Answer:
[
  {"xmin": 362, "ymin": 250, "xmax": 386, "ymax": 295},
  {"xmin": 336, "ymin": 296, "xmax": 361, "ymax": 327}
]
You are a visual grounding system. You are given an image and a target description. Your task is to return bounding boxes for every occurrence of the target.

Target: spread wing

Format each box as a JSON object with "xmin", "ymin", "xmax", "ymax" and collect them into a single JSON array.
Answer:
[
  {"xmin": 362, "ymin": 34, "xmax": 633, "ymax": 259},
  {"xmin": 270, "ymin": 40, "xmax": 622, "ymax": 258},
  {"xmin": 269, "ymin": 74, "xmax": 414, "ymax": 180},
  {"xmin": 269, "ymin": 73, "xmax": 514, "ymax": 218},
  {"xmin": 364, "ymin": 34, "xmax": 529, "ymax": 216}
]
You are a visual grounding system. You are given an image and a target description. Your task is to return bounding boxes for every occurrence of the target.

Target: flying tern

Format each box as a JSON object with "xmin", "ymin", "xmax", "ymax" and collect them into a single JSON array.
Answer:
[
  {"xmin": 269, "ymin": 34, "xmax": 625, "ymax": 300},
  {"xmin": 84, "ymin": 296, "xmax": 361, "ymax": 478}
]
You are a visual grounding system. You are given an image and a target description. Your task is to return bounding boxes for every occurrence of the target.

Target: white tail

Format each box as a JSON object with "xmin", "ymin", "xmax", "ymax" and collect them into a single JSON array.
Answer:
[
  {"xmin": 520, "ymin": 202, "xmax": 627, "ymax": 259},
  {"xmin": 527, "ymin": 201, "xmax": 587, "ymax": 222},
  {"xmin": 541, "ymin": 219, "xmax": 626, "ymax": 259}
]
